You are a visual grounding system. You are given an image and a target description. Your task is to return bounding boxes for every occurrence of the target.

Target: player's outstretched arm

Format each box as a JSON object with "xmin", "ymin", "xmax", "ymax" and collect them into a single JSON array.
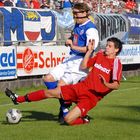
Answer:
[{"xmin": 80, "ymin": 39, "xmax": 95, "ymax": 69}]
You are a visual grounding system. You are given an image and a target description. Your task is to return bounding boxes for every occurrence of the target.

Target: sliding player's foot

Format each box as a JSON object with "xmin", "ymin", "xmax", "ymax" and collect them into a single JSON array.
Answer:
[
  {"xmin": 5, "ymin": 88, "xmax": 18, "ymax": 105},
  {"xmin": 83, "ymin": 115, "xmax": 90, "ymax": 124}
]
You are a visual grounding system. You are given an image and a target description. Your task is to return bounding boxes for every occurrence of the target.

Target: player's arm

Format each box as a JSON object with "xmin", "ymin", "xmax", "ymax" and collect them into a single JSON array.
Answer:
[
  {"xmin": 99, "ymin": 74, "xmax": 120, "ymax": 90},
  {"xmin": 80, "ymin": 39, "xmax": 95, "ymax": 69},
  {"xmin": 65, "ymin": 28, "xmax": 99, "ymax": 53},
  {"xmin": 65, "ymin": 39, "xmax": 87, "ymax": 53}
]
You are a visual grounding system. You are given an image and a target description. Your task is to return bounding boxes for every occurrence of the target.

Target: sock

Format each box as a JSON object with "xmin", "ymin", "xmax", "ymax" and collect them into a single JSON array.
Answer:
[
  {"xmin": 16, "ymin": 96, "xmax": 26, "ymax": 103},
  {"xmin": 17, "ymin": 90, "xmax": 46, "ymax": 103},
  {"xmin": 44, "ymin": 81, "xmax": 58, "ymax": 89},
  {"xmin": 61, "ymin": 107, "xmax": 69, "ymax": 117},
  {"xmin": 44, "ymin": 82, "xmax": 71, "ymax": 119},
  {"xmin": 59, "ymin": 99, "xmax": 72, "ymax": 107},
  {"xmin": 70, "ymin": 117, "xmax": 87, "ymax": 125},
  {"xmin": 59, "ymin": 99, "xmax": 71, "ymax": 117}
]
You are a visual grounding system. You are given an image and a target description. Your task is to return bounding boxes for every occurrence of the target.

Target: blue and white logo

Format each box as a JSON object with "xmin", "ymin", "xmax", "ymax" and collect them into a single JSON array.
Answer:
[{"xmin": 0, "ymin": 47, "xmax": 17, "ymax": 80}]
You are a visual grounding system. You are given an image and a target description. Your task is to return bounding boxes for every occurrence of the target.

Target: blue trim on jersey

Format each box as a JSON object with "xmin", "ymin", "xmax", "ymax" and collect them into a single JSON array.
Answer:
[
  {"xmin": 69, "ymin": 51, "xmax": 85, "ymax": 56},
  {"xmin": 44, "ymin": 81, "xmax": 58, "ymax": 89},
  {"xmin": 70, "ymin": 20, "xmax": 97, "ymax": 56}
]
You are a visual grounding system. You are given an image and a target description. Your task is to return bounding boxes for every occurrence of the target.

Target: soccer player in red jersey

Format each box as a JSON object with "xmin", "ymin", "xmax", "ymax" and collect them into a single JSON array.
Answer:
[{"xmin": 5, "ymin": 37, "xmax": 123, "ymax": 125}]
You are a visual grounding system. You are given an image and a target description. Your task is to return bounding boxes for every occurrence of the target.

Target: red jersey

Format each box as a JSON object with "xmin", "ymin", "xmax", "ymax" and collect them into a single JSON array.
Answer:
[
  {"xmin": 0, "ymin": 2, "xmax": 4, "ymax": 6},
  {"xmin": 61, "ymin": 50, "xmax": 122, "ymax": 115},
  {"xmin": 81, "ymin": 50, "xmax": 122, "ymax": 95},
  {"xmin": 31, "ymin": 0, "xmax": 40, "ymax": 9}
]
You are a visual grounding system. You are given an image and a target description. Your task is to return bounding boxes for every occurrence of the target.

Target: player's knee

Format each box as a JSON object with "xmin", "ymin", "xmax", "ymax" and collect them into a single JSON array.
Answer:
[
  {"xmin": 64, "ymin": 115, "xmax": 74, "ymax": 125},
  {"xmin": 45, "ymin": 89, "xmax": 56, "ymax": 98},
  {"xmin": 43, "ymin": 74, "xmax": 54, "ymax": 82},
  {"xmin": 57, "ymin": 80, "xmax": 67, "ymax": 87}
]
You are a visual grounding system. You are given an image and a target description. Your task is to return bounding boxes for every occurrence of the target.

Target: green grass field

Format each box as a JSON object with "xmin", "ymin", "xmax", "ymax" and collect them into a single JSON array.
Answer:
[{"xmin": 0, "ymin": 76, "xmax": 140, "ymax": 140}]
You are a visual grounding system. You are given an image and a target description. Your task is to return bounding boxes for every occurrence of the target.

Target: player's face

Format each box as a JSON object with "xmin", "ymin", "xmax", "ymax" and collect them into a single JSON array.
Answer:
[
  {"xmin": 105, "ymin": 41, "xmax": 119, "ymax": 58},
  {"xmin": 73, "ymin": 9, "xmax": 87, "ymax": 24}
]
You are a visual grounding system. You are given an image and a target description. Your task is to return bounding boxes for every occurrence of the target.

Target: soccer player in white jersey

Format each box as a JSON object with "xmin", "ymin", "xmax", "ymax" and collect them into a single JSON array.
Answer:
[{"xmin": 43, "ymin": 2, "xmax": 99, "ymax": 123}]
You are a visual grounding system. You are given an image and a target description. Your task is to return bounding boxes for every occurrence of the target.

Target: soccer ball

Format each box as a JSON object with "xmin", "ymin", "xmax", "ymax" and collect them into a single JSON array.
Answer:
[{"xmin": 6, "ymin": 108, "xmax": 22, "ymax": 124}]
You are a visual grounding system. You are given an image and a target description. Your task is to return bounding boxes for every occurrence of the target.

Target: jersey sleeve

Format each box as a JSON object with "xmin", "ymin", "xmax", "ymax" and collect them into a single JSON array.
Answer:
[
  {"xmin": 86, "ymin": 28, "xmax": 99, "ymax": 50},
  {"xmin": 112, "ymin": 58, "xmax": 122, "ymax": 82}
]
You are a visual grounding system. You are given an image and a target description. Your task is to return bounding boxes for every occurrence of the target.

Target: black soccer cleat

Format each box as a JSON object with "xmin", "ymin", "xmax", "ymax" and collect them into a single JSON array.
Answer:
[
  {"xmin": 5, "ymin": 88, "xmax": 18, "ymax": 105},
  {"xmin": 83, "ymin": 115, "xmax": 90, "ymax": 124},
  {"xmin": 58, "ymin": 109, "xmax": 65, "ymax": 124},
  {"xmin": 58, "ymin": 99, "xmax": 72, "ymax": 124},
  {"xmin": 58, "ymin": 107, "xmax": 69, "ymax": 124}
]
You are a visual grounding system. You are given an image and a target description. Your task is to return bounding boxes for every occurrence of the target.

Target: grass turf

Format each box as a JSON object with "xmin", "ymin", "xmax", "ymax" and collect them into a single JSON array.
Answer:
[{"xmin": 0, "ymin": 76, "xmax": 140, "ymax": 140}]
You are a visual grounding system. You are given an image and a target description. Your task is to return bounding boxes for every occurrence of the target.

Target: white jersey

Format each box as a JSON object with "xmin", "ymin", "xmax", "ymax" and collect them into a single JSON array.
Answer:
[{"xmin": 50, "ymin": 54, "xmax": 88, "ymax": 84}]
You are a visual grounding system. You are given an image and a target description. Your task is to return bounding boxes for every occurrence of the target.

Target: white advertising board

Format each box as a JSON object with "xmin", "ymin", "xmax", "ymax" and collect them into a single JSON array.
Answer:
[
  {"xmin": 118, "ymin": 44, "xmax": 140, "ymax": 64},
  {"xmin": 17, "ymin": 46, "xmax": 70, "ymax": 76},
  {"xmin": 0, "ymin": 46, "xmax": 17, "ymax": 80}
]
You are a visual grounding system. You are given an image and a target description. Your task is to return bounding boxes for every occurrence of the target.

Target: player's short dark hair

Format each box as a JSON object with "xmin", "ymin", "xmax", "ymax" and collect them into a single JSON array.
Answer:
[
  {"xmin": 73, "ymin": 3, "xmax": 90, "ymax": 13},
  {"xmin": 107, "ymin": 37, "xmax": 123, "ymax": 55}
]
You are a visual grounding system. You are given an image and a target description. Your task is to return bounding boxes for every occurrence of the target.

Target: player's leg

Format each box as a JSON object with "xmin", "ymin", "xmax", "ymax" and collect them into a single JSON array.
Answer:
[
  {"xmin": 57, "ymin": 78, "xmax": 72, "ymax": 123},
  {"xmin": 62, "ymin": 83, "xmax": 98, "ymax": 125},
  {"xmin": 5, "ymin": 87, "xmax": 61, "ymax": 104},
  {"xmin": 64, "ymin": 106, "xmax": 90, "ymax": 125},
  {"xmin": 58, "ymin": 68, "xmax": 87, "ymax": 123},
  {"xmin": 43, "ymin": 74, "xmax": 58, "ymax": 89},
  {"xmin": 64, "ymin": 106, "xmax": 81, "ymax": 124},
  {"xmin": 43, "ymin": 63, "xmax": 68, "ymax": 122},
  {"xmin": 43, "ymin": 63, "xmax": 65, "ymax": 89},
  {"xmin": 58, "ymin": 57, "xmax": 88, "ymax": 122},
  {"xmin": 44, "ymin": 77, "xmax": 69, "ymax": 122},
  {"xmin": 60, "ymin": 83, "xmax": 90, "ymax": 125}
]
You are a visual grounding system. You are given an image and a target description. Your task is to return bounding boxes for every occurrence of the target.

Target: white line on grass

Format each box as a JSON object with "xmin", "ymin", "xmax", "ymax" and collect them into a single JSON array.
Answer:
[{"xmin": 0, "ymin": 103, "xmax": 13, "ymax": 107}]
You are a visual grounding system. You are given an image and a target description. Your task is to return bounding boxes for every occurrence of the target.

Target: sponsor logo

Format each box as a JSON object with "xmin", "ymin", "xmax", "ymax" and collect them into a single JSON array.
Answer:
[
  {"xmin": 22, "ymin": 10, "xmax": 41, "ymax": 41},
  {"xmin": 0, "ymin": 48, "xmax": 16, "ymax": 79},
  {"xmin": 23, "ymin": 48, "xmax": 34, "ymax": 73},
  {"xmin": 17, "ymin": 48, "xmax": 66, "ymax": 73},
  {"xmin": 0, "ymin": 49, "xmax": 16, "ymax": 67},
  {"xmin": 82, "ymin": 108, "xmax": 85, "ymax": 113},
  {"xmin": 73, "ymin": 34, "xmax": 78, "ymax": 45},
  {"xmin": 94, "ymin": 63, "xmax": 110, "ymax": 74},
  {"xmin": 24, "ymin": 11, "xmax": 39, "ymax": 20},
  {"xmin": 80, "ymin": 29, "xmax": 84, "ymax": 35}
]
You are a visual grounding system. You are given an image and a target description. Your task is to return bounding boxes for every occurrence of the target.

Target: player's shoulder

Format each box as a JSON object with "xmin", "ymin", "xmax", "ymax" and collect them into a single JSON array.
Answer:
[
  {"xmin": 92, "ymin": 49, "xmax": 104, "ymax": 59},
  {"xmin": 85, "ymin": 20, "xmax": 96, "ymax": 29},
  {"xmin": 97, "ymin": 49, "xmax": 104, "ymax": 55},
  {"xmin": 115, "ymin": 57, "xmax": 122, "ymax": 65}
]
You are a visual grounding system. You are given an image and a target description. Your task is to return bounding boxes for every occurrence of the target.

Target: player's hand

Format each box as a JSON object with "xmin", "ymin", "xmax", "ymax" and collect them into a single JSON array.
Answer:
[
  {"xmin": 65, "ymin": 39, "xmax": 73, "ymax": 47},
  {"xmin": 87, "ymin": 39, "xmax": 95, "ymax": 52}
]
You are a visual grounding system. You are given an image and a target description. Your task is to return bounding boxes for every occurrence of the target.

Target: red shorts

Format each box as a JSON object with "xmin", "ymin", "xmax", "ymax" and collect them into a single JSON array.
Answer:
[{"xmin": 61, "ymin": 82, "xmax": 98, "ymax": 117}]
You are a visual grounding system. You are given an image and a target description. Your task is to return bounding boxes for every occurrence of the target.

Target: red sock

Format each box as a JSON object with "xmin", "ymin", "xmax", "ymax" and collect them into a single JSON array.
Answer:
[
  {"xmin": 17, "ymin": 90, "xmax": 46, "ymax": 103},
  {"xmin": 70, "ymin": 117, "xmax": 87, "ymax": 125},
  {"xmin": 17, "ymin": 96, "xmax": 26, "ymax": 103}
]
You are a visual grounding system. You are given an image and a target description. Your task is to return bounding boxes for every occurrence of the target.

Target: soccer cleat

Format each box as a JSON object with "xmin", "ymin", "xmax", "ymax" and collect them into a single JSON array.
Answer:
[
  {"xmin": 58, "ymin": 108, "xmax": 65, "ymax": 124},
  {"xmin": 5, "ymin": 88, "xmax": 18, "ymax": 105},
  {"xmin": 58, "ymin": 99, "xmax": 72, "ymax": 123},
  {"xmin": 83, "ymin": 115, "xmax": 90, "ymax": 124}
]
